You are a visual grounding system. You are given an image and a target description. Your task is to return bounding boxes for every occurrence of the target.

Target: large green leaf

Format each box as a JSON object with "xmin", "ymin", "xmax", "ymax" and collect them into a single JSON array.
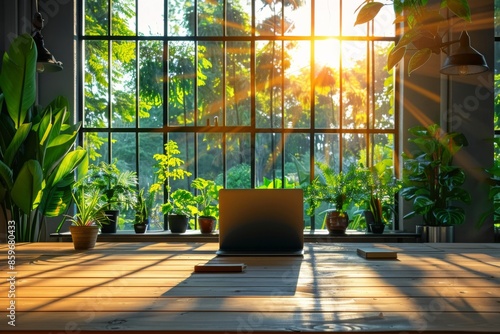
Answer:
[
  {"xmin": 408, "ymin": 48, "xmax": 432, "ymax": 76},
  {"xmin": 11, "ymin": 160, "xmax": 44, "ymax": 214},
  {"xmin": 354, "ymin": 2, "xmax": 385, "ymax": 26},
  {"xmin": 0, "ymin": 34, "xmax": 36, "ymax": 128},
  {"xmin": 0, "ymin": 160, "xmax": 13, "ymax": 202},
  {"xmin": 44, "ymin": 131, "xmax": 80, "ymax": 173},
  {"xmin": 4, "ymin": 122, "xmax": 32, "ymax": 166},
  {"xmin": 48, "ymin": 149, "xmax": 88, "ymax": 188},
  {"xmin": 444, "ymin": 0, "xmax": 471, "ymax": 22}
]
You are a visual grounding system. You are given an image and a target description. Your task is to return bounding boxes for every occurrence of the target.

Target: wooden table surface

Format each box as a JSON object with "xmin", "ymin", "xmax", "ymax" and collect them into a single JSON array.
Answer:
[{"xmin": 0, "ymin": 242, "xmax": 499, "ymax": 333}]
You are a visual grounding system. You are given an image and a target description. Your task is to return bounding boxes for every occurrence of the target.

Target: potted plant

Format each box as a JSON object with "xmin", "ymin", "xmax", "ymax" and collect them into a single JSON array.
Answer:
[
  {"xmin": 151, "ymin": 140, "xmax": 192, "ymax": 230},
  {"xmin": 192, "ymin": 178, "xmax": 223, "ymax": 234},
  {"xmin": 0, "ymin": 34, "xmax": 87, "ymax": 242},
  {"xmin": 401, "ymin": 124, "xmax": 471, "ymax": 242},
  {"xmin": 161, "ymin": 189, "xmax": 197, "ymax": 233},
  {"xmin": 86, "ymin": 161, "xmax": 138, "ymax": 233},
  {"xmin": 304, "ymin": 162, "xmax": 366, "ymax": 235},
  {"xmin": 65, "ymin": 187, "xmax": 110, "ymax": 250},
  {"xmin": 363, "ymin": 160, "xmax": 402, "ymax": 234},
  {"xmin": 133, "ymin": 188, "xmax": 154, "ymax": 233}
]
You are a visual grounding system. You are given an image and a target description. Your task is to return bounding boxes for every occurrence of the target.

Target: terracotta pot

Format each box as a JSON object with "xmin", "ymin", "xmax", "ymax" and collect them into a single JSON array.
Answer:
[
  {"xmin": 70, "ymin": 225, "xmax": 99, "ymax": 250},
  {"xmin": 325, "ymin": 210, "xmax": 349, "ymax": 235},
  {"xmin": 198, "ymin": 216, "xmax": 216, "ymax": 234}
]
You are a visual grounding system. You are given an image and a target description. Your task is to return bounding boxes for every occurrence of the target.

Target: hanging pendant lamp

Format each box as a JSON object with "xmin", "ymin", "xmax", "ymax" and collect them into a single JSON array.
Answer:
[
  {"xmin": 440, "ymin": 31, "xmax": 488, "ymax": 76},
  {"xmin": 32, "ymin": 0, "xmax": 63, "ymax": 72}
]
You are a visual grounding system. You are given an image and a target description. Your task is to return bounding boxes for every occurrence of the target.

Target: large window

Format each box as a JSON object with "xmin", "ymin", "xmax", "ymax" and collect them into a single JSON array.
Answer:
[{"xmin": 79, "ymin": 0, "xmax": 397, "ymax": 230}]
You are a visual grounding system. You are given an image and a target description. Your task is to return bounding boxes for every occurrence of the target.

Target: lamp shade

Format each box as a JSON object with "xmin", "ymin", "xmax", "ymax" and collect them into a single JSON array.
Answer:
[{"xmin": 440, "ymin": 31, "xmax": 488, "ymax": 76}]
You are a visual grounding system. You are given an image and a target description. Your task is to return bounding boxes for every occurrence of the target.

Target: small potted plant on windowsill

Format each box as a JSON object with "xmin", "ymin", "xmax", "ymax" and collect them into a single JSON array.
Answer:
[
  {"xmin": 304, "ymin": 162, "xmax": 366, "ymax": 235},
  {"xmin": 363, "ymin": 160, "xmax": 402, "ymax": 234},
  {"xmin": 65, "ymin": 187, "xmax": 110, "ymax": 250},
  {"xmin": 401, "ymin": 124, "xmax": 471, "ymax": 242},
  {"xmin": 192, "ymin": 178, "xmax": 223, "ymax": 234},
  {"xmin": 87, "ymin": 161, "xmax": 138, "ymax": 233},
  {"xmin": 133, "ymin": 188, "xmax": 154, "ymax": 233},
  {"xmin": 161, "ymin": 189, "xmax": 197, "ymax": 233}
]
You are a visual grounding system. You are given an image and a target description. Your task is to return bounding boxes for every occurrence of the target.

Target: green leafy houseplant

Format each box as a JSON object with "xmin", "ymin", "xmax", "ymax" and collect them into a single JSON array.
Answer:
[
  {"xmin": 133, "ymin": 187, "xmax": 154, "ymax": 233},
  {"xmin": 87, "ymin": 161, "xmax": 138, "ymax": 211},
  {"xmin": 304, "ymin": 162, "xmax": 367, "ymax": 234},
  {"xmin": 355, "ymin": 0, "xmax": 472, "ymax": 75},
  {"xmin": 192, "ymin": 178, "xmax": 222, "ymax": 219},
  {"xmin": 364, "ymin": 160, "xmax": 402, "ymax": 229},
  {"xmin": 161, "ymin": 189, "xmax": 197, "ymax": 233},
  {"xmin": 401, "ymin": 124, "xmax": 471, "ymax": 226},
  {"xmin": 0, "ymin": 34, "xmax": 87, "ymax": 242},
  {"xmin": 64, "ymin": 185, "xmax": 110, "ymax": 250}
]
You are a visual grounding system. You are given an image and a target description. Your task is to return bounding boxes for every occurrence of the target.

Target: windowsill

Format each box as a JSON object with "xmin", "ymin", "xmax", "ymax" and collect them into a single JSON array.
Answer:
[{"xmin": 50, "ymin": 229, "xmax": 420, "ymax": 243}]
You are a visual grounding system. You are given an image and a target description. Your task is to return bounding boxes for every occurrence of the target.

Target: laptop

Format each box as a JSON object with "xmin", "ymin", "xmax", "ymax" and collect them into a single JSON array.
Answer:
[{"xmin": 216, "ymin": 189, "xmax": 304, "ymax": 256}]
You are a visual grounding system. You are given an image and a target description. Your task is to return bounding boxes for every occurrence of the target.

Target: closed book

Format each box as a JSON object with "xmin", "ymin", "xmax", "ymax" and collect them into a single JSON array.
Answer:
[
  {"xmin": 194, "ymin": 263, "xmax": 246, "ymax": 272},
  {"xmin": 357, "ymin": 247, "xmax": 397, "ymax": 259}
]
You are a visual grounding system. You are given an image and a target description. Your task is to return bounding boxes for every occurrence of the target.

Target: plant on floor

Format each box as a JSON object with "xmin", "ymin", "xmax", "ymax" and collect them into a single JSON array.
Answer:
[
  {"xmin": 354, "ymin": 0, "xmax": 472, "ymax": 75},
  {"xmin": 401, "ymin": 124, "xmax": 471, "ymax": 226},
  {"xmin": 0, "ymin": 34, "xmax": 87, "ymax": 242}
]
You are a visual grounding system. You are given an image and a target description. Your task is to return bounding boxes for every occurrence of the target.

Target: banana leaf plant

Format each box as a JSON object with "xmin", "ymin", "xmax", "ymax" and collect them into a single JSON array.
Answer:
[{"xmin": 0, "ymin": 34, "xmax": 87, "ymax": 242}]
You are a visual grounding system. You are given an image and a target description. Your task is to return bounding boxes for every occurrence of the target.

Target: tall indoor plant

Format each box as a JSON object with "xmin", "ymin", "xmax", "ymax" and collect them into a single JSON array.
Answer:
[
  {"xmin": 0, "ymin": 34, "xmax": 87, "ymax": 242},
  {"xmin": 401, "ymin": 124, "xmax": 471, "ymax": 242}
]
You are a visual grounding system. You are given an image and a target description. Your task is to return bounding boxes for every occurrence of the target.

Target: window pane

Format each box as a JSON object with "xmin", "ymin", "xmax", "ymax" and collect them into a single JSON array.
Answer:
[
  {"xmin": 285, "ymin": 41, "xmax": 311, "ymax": 129},
  {"xmin": 226, "ymin": 41, "xmax": 251, "ymax": 126},
  {"xmin": 226, "ymin": 0, "xmax": 252, "ymax": 36},
  {"xmin": 256, "ymin": 40, "xmax": 283, "ymax": 128},
  {"xmin": 314, "ymin": 133, "xmax": 340, "ymax": 171},
  {"xmin": 139, "ymin": 41, "xmax": 164, "ymax": 128},
  {"xmin": 84, "ymin": 0, "xmax": 108, "ymax": 35},
  {"xmin": 198, "ymin": 0, "xmax": 223, "ymax": 36},
  {"xmin": 255, "ymin": 133, "xmax": 283, "ymax": 187},
  {"xmin": 224, "ymin": 133, "xmax": 251, "ymax": 188},
  {"xmin": 285, "ymin": 0, "xmax": 311, "ymax": 36},
  {"xmin": 112, "ymin": 0, "xmax": 136, "ymax": 36},
  {"xmin": 197, "ymin": 133, "xmax": 223, "ymax": 180},
  {"xmin": 168, "ymin": 41, "xmax": 195, "ymax": 126},
  {"xmin": 343, "ymin": 133, "xmax": 365, "ymax": 168},
  {"xmin": 111, "ymin": 41, "xmax": 136, "ymax": 128},
  {"xmin": 198, "ymin": 41, "xmax": 223, "ymax": 126},
  {"xmin": 168, "ymin": 133, "xmax": 195, "ymax": 190},
  {"xmin": 369, "ymin": 134, "xmax": 394, "ymax": 166},
  {"xmin": 83, "ymin": 132, "xmax": 108, "ymax": 162},
  {"xmin": 315, "ymin": 0, "xmax": 339, "ymax": 36},
  {"xmin": 374, "ymin": 41, "xmax": 395, "ymax": 129},
  {"xmin": 138, "ymin": 0, "xmax": 164, "ymax": 36},
  {"xmin": 342, "ymin": 41, "xmax": 367, "ymax": 129},
  {"xmin": 342, "ymin": 1, "xmax": 366, "ymax": 37},
  {"xmin": 168, "ymin": 0, "xmax": 192, "ymax": 36},
  {"xmin": 84, "ymin": 40, "xmax": 108, "ymax": 128}
]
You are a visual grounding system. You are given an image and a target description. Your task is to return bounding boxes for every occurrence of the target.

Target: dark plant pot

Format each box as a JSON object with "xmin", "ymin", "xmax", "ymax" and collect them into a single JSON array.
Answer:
[
  {"xmin": 369, "ymin": 224, "xmax": 385, "ymax": 234},
  {"xmin": 70, "ymin": 225, "xmax": 99, "ymax": 250},
  {"xmin": 325, "ymin": 210, "xmax": 349, "ymax": 235},
  {"xmin": 198, "ymin": 216, "xmax": 216, "ymax": 234},
  {"xmin": 417, "ymin": 225, "xmax": 454, "ymax": 243},
  {"xmin": 134, "ymin": 223, "xmax": 148, "ymax": 234},
  {"xmin": 364, "ymin": 210, "xmax": 375, "ymax": 232},
  {"xmin": 101, "ymin": 210, "xmax": 119, "ymax": 233},
  {"xmin": 168, "ymin": 214, "xmax": 189, "ymax": 233}
]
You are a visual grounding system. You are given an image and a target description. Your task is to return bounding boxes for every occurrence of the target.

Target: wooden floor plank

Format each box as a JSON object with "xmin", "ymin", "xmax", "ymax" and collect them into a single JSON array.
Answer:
[{"xmin": 11, "ymin": 296, "xmax": 500, "ymax": 313}]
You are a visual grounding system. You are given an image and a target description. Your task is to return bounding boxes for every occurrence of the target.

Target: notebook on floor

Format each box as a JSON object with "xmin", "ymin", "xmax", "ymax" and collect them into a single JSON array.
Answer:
[{"xmin": 216, "ymin": 189, "xmax": 304, "ymax": 256}]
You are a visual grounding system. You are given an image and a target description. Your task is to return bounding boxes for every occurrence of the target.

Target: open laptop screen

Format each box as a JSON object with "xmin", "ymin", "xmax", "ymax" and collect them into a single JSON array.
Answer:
[{"xmin": 217, "ymin": 189, "xmax": 304, "ymax": 255}]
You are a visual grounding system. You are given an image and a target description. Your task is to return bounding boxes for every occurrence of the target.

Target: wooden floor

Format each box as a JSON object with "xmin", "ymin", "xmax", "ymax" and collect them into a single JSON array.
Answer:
[{"xmin": 0, "ymin": 242, "xmax": 499, "ymax": 333}]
